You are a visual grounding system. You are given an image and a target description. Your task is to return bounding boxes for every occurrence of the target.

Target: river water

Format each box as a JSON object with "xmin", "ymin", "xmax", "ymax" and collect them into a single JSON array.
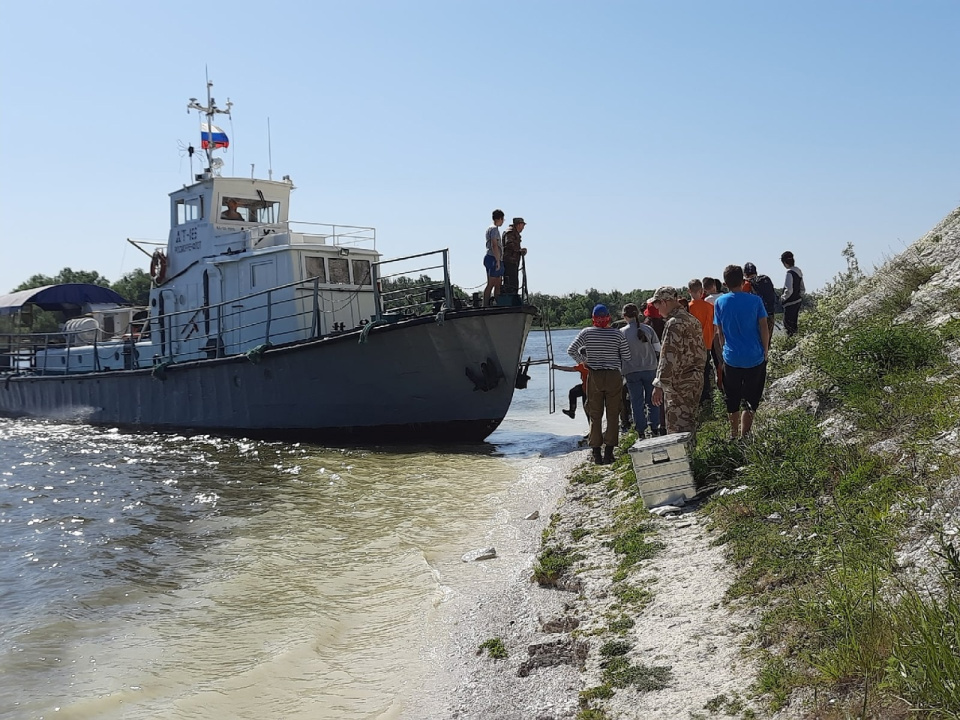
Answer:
[{"xmin": 0, "ymin": 329, "xmax": 585, "ymax": 720}]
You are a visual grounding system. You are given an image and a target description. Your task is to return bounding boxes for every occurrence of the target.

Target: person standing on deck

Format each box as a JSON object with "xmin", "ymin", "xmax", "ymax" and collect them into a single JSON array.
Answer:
[
  {"xmin": 567, "ymin": 304, "xmax": 629, "ymax": 465},
  {"xmin": 501, "ymin": 218, "xmax": 527, "ymax": 296},
  {"xmin": 482, "ymin": 209, "xmax": 505, "ymax": 306}
]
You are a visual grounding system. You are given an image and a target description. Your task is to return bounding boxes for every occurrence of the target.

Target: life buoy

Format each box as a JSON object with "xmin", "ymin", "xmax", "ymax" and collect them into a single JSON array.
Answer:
[{"xmin": 150, "ymin": 250, "xmax": 168, "ymax": 284}]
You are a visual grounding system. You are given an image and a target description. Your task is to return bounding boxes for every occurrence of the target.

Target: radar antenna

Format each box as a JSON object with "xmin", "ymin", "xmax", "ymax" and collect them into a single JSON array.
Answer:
[{"xmin": 187, "ymin": 78, "xmax": 232, "ymax": 178}]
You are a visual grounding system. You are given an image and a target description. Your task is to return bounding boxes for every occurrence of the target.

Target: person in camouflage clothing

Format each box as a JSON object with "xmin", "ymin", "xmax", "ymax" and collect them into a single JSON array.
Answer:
[{"xmin": 650, "ymin": 286, "xmax": 706, "ymax": 436}]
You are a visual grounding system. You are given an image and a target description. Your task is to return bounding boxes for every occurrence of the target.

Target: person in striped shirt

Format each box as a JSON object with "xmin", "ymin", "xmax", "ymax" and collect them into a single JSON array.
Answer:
[{"xmin": 567, "ymin": 304, "xmax": 629, "ymax": 465}]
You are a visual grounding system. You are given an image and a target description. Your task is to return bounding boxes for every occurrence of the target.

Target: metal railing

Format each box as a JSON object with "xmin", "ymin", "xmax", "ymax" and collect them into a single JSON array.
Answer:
[
  {"xmin": 1, "ymin": 250, "xmax": 458, "ymax": 375},
  {"xmin": 287, "ymin": 221, "xmax": 377, "ymax": 249}
]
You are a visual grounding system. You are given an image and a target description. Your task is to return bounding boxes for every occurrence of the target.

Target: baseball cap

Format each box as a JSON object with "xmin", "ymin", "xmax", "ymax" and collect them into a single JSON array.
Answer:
[
  {"xmin": 780, "ymin": 251, "xmax": 794, "ymax": 262},
  {"xmin": 744, "ymin": 262, "xmax": 757, "ymax": 275},
  {"xmin": 652, "ymin": 286, "xmax": 679, "ymax": 303},
  {"xmin": 592, "ymin": 304, "xmax": 609, "ymax": 316}
]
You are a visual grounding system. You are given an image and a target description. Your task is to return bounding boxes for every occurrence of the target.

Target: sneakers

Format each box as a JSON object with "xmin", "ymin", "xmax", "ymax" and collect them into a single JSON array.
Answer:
[
  {"xmin": 592, "ymin": 447, "xmax": 603, "ymax": 465},
  {"xmin": 603, "ymin": 446, "xmax": 615, "ymax": 464},
  {"xmin": 562, "ymin": 408, "xmax": 576, "ymax": 419}
]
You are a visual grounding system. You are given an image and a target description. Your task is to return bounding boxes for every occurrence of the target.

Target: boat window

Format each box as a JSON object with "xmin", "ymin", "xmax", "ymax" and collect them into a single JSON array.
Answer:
[
  {"xmin": 252, "ymin": 201, "xmax": 279, "ymax": 224},
  {"xmin": 305, "ymin": 256, "xmax": 326, "ymax": 283},
  {"xmin": 176, "ymin": 197, "xmax": 204, "ymax": 225},
  {"xmin": 220, "ymin": 197, "xmax": 252, "ymax": 222},
  {"xmin": 328, "ymin": 258, "xmax": 350, "ymax": 284},
  {"xmin": 352, "ymin": 259, "xmax": 372, "ymax": 286},
  {"xmin": 220, "ymin": 197, "xmax": 280, "ymax": 224}
]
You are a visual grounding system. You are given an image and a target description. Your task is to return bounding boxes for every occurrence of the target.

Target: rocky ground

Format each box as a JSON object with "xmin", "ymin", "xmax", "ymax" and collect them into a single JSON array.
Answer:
[{"xmin": 413, "ymin": 445, "xmax": 764, "ymax": 720}]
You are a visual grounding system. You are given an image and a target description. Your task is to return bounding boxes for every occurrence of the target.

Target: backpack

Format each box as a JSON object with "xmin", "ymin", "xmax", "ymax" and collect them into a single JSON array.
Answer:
[
  {"xmin": 788, "ymin": 268, "xmax": 805, "ymax": 295},
  {"xmin": 750, "ymin": 274, "xmax": 777, "ymax": 314}
]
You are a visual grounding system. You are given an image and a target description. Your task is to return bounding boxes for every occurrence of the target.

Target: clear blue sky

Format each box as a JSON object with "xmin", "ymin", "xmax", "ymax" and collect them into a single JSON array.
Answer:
[{"xmin": 1, "ymin": 1, "xmax": 957, "ymax": 296}]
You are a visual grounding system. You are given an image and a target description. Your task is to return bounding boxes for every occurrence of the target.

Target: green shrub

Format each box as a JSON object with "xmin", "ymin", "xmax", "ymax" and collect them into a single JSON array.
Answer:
[
  {"xmin": 579, "ymin": 684, "xmax": 615, "ymax": 706},
  {"xmin": 477, "ymin": 637, "xmax": 507, "ymax": 660},
  {"xmin": 600, "ymin": 655, "xmax": 671, "ymax": 690},
  {"xmin": 599, "ymin": 639, "xmax": 631, "ymax": 657},
  {"xmin": 533, "ymin": 546, "xmax": 574, "ymax": 587}
]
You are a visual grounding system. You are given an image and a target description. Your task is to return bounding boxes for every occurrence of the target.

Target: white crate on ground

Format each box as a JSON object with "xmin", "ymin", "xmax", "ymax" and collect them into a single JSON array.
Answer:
[{"xmin": 628, "ymin": 432, "xmax": 697, "ymax": 508}]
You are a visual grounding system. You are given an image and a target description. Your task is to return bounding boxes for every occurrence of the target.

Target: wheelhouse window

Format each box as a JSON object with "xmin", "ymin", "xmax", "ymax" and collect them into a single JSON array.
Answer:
[
  {"xmin": 305, "ymin": 256, "xmax": 326, "ymax": 283},
  {"xmin": 328, "ymin": 257, "xmax": 350, "ymax": 284},
  {"xmin": 352, "ymin": 259, "xmax": 372, "ymax": 285},
  {"xmin": 220, "ymin": 197, "xmax": 280, "ymax": 224},
  {"xmin": 176, "ymin": 197, "xmax": 204, "ymax": 225}
]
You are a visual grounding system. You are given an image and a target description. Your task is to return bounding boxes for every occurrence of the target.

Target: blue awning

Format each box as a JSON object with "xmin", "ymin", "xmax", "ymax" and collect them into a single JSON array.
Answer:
[{"xmin": 0, "ymin": 284, "xmax": 130, "ymax": 316}]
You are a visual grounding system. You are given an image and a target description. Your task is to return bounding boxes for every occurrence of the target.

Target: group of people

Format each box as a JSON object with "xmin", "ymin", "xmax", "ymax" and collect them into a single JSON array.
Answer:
[
  {"xmin": 558, "ymin": 253, "xmax": 804, "ymax": 465},
  {"xmin": 483, "ymin": 209, "xmax": 528, "ymax": 306}
]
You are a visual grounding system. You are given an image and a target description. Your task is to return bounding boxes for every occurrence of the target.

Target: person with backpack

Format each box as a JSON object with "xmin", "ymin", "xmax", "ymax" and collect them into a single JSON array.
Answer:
[
  {"xmin": 744, "ymin": 262, "xmax": 777, "ymax": 338},
  {"xmin": 780, "ymin": 251, "xmax": 805, "ymax": 336},
  {"xmin": 620, "ymin": 303, "xmax": 662, "ymax": 438}
]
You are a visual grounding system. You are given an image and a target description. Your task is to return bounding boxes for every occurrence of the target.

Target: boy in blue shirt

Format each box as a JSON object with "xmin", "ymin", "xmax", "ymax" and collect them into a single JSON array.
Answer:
[{"xmin": 713, "ymin": 265, "xmax": 770, "ymax": 439}]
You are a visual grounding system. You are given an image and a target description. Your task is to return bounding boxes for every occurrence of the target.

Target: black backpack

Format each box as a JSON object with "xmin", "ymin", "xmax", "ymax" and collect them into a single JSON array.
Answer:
[
  {"xmin": 750, "ymin": 274, "xmax": 777, "ymax": 314},
  {"xmin": 788, "ymin": 268, "xmax": 805, "ymax": 295}
]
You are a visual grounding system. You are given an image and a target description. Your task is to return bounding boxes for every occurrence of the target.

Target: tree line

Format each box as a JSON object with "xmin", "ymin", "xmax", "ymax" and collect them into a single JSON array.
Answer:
[{"xmin": 10, "ymin": 268, "xmax": 153, "ymax": 306}]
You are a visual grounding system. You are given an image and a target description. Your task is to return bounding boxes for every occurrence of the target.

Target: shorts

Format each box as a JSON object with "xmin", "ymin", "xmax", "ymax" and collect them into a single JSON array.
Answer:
[
  {"xmin": 723, "ymin": 361, "xmax": 767, "ymax": 414},
  {"xmin": 483, "ymin": 254, "xmax": 504, "ymax": 278}
]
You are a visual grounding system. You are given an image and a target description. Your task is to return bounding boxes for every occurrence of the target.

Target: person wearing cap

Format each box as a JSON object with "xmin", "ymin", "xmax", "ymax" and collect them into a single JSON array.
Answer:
[
  {"xmin": 780, "ymin": 251, "xmax": 804, "ymax": 336},
  {"xmin": 743, "ymin": 262, "xmax": 777, "ymax": 338},
  {"xmin": 501, "ymin": 218, "xmax": 527, "ymax": 296},
  {"xmin": 714, "ymin": 264, "xmax": 770, "ymax": 439},
  {"xmin": 483, "ymin": 209, "xmax": 505, "ymax": 306},
  {"xmin": 643, "ymin": 297, "xmax": 665, "ymax": 341},
  {"xmin": 650, "ymin": 287, "xmax": 706, "ymax": 437},
  {"xmin": 567, "ymin": 304, "xmax": 629, "ymax": 464}
]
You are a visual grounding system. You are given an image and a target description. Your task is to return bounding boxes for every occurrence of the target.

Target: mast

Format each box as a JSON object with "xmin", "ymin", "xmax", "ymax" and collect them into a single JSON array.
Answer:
[{"xmin": 187, "ymin": 80, "xmax": 232, "ymax": 177}]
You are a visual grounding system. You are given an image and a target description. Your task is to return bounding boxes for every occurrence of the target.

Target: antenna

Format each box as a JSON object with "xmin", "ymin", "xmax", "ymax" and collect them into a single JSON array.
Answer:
[
  {"xmin": 267, "ymin": 117, "xmax": 273, "ymax": 181},
  {"xmin": 186, "ymin": 75, "xmax": 232, "ymax": 178}
]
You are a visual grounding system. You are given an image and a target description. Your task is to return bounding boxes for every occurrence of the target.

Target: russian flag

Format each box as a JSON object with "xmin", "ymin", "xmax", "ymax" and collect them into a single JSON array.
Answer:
[{"xmin": 200, "ymin": 122, "xmax": 229, "ymax": 149}]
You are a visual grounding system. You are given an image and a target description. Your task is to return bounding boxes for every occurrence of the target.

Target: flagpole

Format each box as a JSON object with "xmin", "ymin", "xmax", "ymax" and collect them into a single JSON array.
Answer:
[{"xmin": 187, "ymin": 78, "xmax": 232, "ymax": 180}]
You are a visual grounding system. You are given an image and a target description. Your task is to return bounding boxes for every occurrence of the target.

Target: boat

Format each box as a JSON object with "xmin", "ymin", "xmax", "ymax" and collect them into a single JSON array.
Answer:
[{"xmin": 0, "ymin": 83, "xmax": 537, "ymax": 442}]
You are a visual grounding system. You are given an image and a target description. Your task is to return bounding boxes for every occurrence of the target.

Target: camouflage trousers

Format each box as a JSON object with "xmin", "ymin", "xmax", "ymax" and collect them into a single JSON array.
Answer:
[{"xmin": 663, "ymin": 375, "xmax": 704, "ymax": 435}]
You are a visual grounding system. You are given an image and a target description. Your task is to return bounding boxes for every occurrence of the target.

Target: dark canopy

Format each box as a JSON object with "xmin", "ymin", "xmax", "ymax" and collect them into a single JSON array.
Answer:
[{"xmin": 0, "ymin": 284, "xmax": 130, "ymax": 317}]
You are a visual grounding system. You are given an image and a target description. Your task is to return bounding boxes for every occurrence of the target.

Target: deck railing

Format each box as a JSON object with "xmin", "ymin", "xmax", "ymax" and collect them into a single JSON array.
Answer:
[{"xmin": 0, "ymin": 250, "xmax": 458, "ymax": 375}]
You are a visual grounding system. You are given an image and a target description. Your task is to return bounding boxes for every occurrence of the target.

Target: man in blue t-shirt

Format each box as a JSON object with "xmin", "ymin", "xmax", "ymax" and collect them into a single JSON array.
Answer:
[{"xmin": 713, "ymin": 264, "xmax": 770, "ymax": 439}]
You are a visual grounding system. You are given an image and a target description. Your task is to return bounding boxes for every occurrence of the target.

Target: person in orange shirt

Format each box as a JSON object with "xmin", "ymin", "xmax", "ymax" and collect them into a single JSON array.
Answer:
[
  {"xmin": 687, "ymin": 278, "xmax": 718, "ymax": 404},
  {"xmin": 552, "ymin": 362, "xmax": 589, "ymax": 419}
]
